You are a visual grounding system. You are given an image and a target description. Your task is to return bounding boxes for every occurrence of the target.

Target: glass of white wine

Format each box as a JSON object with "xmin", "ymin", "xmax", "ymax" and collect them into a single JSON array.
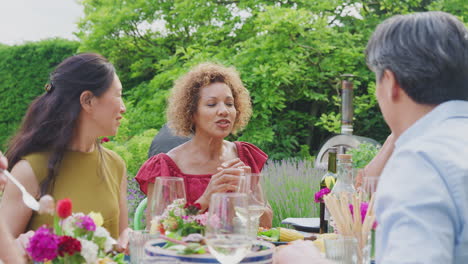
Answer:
[
  {"xmin": 237, "ymin": 172, "xmax": 268, "ymax": 239},
  {"xmin": 205, "ymin": 193, "xmax": 252, "ymax": 264}
]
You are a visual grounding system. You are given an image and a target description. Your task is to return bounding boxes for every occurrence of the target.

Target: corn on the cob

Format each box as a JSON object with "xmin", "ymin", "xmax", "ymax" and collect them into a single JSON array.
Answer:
[{"xmin": 279, "ymin": 227, "xmax": 304, "ymax": 242}]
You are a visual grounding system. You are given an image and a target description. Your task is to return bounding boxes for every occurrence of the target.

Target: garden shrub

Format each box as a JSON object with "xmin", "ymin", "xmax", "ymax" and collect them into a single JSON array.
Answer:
[
  {"xmin": 103, "ymin": 127, "xmax": 158, "ymax": 227},
  {"xmin": 0, "ymin": 39, "xmax": 78, "ymax": 148}
]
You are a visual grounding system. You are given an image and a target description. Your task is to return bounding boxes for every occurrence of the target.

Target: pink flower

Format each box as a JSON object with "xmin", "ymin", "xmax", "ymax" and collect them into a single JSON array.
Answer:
[
  {"xmin": 195, "ymin": 212, "xmax": 209, "ymax": 226},
  {"xmin": 349, "ymin": 202, "xmax": 378, "ymax": 229},
  {"xmin": 100, "ymin": 137, "xmax": 110, "ymax": 143},
  {"xmin": 314, "ymin": 188, "xmax": 331, "ymax": 203},
  {"xmin": 26, "ymin": 226, "xmax": 60, "ymax": 261},
  {"xmin": 76, "ymin": 215, "xmax": 96, "ymax": 231}
]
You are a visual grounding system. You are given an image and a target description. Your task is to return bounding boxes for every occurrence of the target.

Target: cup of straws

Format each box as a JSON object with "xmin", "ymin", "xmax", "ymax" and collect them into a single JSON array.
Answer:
[{"xmin": 323, "ymin": 193, "xmax": 376, "ymax": 264}]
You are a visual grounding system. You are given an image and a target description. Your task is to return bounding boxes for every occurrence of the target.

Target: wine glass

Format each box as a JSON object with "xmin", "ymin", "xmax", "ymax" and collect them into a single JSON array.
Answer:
[
  {"xmin": 205, "ymin": 193, "xmax": 252, "ymax": 264},
  {"xmin": 150, "ymin": 177, "xmax": 186, "ymax": 222},
  {"xmin": 237, "ymin": 172, "xmax": 268, "ymax": 238}
]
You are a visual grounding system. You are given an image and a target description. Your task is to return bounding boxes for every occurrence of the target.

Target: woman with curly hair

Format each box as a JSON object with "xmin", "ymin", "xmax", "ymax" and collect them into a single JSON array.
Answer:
[{"xmin": 136, "ymin": 62, "xmax": 272, "ymax": 228}]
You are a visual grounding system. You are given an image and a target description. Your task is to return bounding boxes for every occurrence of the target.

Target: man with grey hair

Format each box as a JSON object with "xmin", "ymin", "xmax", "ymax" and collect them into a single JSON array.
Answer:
[
  {"xmin": 367, "ymin": 11, "xmax": 468, "ymax": 263},
  {"xmin": 275, "ymin": 11, "xmax": 468, "ymax": 264}
]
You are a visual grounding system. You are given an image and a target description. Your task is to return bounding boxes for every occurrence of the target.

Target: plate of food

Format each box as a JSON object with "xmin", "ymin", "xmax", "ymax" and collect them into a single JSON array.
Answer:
[{"xmin": 257, "ymin": 227, "xmax": 316, "ymax": 246}]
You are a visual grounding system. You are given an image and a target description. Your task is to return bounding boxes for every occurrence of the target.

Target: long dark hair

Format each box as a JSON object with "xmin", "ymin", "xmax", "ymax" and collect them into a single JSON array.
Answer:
[{"xmin": 6, "ymin": 53, "xmax": 116, "ymax": 195}]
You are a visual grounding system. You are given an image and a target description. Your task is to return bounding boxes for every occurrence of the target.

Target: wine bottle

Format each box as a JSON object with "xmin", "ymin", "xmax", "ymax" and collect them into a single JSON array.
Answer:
[{"xmin": 319, "ymin": 147, "xmax": 337, "ymax": 233}]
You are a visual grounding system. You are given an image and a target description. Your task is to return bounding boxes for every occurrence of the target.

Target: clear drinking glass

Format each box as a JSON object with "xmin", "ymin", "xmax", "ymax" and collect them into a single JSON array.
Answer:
[
  {"xmin": 324, "ymin": 235, "xmax": 371, "ymax": 264},
  {"xmin": 324, "ymin": 236, "xmax": 359, "ymax": 264},
  {"xmin": 237, "ymin": 172, "xmax": 268, "ymax": 239},
  {"xmin": 205, "ymin": 193, "xmax": 252, "ymax": 264},
  {"xmin": 151, "ymin": 177, "xmax": 186, "ymax": 221},
  {"xmin": 128, "ymin": 230, "xmax": 160, "ymax": 264}
]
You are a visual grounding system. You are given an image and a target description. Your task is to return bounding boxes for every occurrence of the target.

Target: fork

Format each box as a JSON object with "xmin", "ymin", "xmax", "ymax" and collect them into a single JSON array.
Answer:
[{"xmin": 0, "ymin": 169, "xmax": 40, "ymax": 211}]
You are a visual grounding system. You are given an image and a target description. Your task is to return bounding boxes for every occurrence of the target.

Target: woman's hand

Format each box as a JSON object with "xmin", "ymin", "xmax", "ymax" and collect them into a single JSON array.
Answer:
[
  {"xmin": 115, "ymin": 227, "xmax": 131, "ymax": 255},
  {"xmin": 196, "ymin": 167, "xmax": 244, "ymax": 211},
  {"xmin": 219, "ymin": 158, "xmax": 246, "ymax": 170},
  {"xmin": 15, "ymin": 230, "xmax": 34, "ymax": 257}
]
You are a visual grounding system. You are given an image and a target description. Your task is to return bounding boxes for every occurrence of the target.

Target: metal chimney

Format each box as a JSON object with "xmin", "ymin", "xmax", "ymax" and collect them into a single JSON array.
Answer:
[{"xmin": 341, "ymin": 79, "xmax": 354, "ymax": 135}]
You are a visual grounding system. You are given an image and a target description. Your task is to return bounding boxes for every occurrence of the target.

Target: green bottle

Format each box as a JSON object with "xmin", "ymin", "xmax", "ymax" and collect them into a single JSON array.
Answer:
[{"xmin": 319, "ymin": 147, "xmax": 337, "ymax": 233}]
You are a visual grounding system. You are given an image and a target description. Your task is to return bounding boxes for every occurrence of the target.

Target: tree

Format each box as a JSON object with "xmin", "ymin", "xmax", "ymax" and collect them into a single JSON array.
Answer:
[{"xmin": 76, "ymin": 0, "xmax": 467, "ymax": 159}]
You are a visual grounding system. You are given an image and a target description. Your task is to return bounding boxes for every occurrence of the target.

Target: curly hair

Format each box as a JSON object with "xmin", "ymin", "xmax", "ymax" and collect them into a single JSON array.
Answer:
[{"xmin": 167, "ymin": 62, "xmax": 252, "ymax": 137}]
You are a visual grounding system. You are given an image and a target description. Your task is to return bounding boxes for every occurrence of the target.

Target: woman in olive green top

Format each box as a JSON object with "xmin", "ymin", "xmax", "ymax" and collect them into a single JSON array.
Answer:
[{"xmin": 0, "ymin": 54, "xmax": 128, "ymax": 245}]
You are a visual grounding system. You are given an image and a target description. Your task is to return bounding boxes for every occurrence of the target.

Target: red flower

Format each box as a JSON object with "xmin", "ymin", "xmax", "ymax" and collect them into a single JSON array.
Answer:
[
  {"xmin": 100, "ymin": 137, "xmax": 110, "ymax": 143},
  {"xmin": 184, "ymin": 202, "xmax": 201, "ymax": 210},
  {"xmin": 56, "ymin": 198, "xmax": 72, "ymax": 219},
  {"xmin": 58, "ymin": 236, "xmax": 81, "ymax": 257},
  {"xmin": 184, "ymin": 202, "xmax": 202, "ymax": 215},
  {"xmin": 158, "ymin": 224, "xmax": 166, "ymax": 235}
]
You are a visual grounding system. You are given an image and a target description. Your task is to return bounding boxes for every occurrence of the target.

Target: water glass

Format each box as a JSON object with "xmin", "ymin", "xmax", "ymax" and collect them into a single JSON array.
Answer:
[
  {"xmin": 151, "ymin": 177, "xmax": 186, "ymax": 220},
  {"xmin": 325, "ymin": 235, "xmax": 371, "ymax": 264},
  {"xmin": 205, "ymin": 193, "xmax": 252, "ymax": 264},
  {"xmin": 129, "ymin": 230, "xmax": 159, "ymax": 264},
  {"xmin": 324, "ymin": 236, "xmax": 359, "ymax": 264}
]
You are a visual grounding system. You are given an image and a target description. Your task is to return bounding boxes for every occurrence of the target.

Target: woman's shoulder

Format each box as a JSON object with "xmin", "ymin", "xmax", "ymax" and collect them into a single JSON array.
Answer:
[
  {"xmin": 100, "ymin": 146, "xmax": 125, "ymax": 166},
  {"xmin": 19, "ymin": 152, "xmax": 50, "ymax": 184},
  {"xmin": 135, "ymin": 153, "xmax": 182, "ymax": 194},
  {"xmin": 235, "ymin": 141, "xmax": 267, "ymax": 158},
  {"xmin": 21, "ymin": 152, "xmax": 50, "ymax": 170},
  {"xmin": 22, "ymin": 151, "xmax": 50, "ymax": 161},
  {"xmin": 136, "ymin": 153, "xmax": 182, "ymax": 179},
  {"xmin": 235, "ymin": 141, "xmax": 268, "ymax": 173}
]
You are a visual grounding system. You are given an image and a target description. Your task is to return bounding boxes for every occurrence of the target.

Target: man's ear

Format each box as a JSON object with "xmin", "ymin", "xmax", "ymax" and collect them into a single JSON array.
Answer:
[
  {"xmin": 383, "ymin": 70, "xmax": 400, "ymax": 102},
  {"xmin": 80, "ymin": 91, "xmax": 95, "ymax": 113}
]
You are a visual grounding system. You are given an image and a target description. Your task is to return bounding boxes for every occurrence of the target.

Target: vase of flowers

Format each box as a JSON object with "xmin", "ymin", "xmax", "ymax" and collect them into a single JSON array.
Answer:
[
  {"xmin": 27, "ymin": 197, "xmax": 125, "ymax": 264},
  {"xmin": 144, "ymin": 199, "xmax": 275, "ymax": 264},
  {"xmin": 150, "ymin": 199, "xmax": 208, "ymax": 238}
]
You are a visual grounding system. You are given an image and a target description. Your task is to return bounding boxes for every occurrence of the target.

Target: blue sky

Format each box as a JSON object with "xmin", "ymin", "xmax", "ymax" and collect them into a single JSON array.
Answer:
[{"xmin": 0, "ymin": 0, "xmax": 83, "ymax": 45}]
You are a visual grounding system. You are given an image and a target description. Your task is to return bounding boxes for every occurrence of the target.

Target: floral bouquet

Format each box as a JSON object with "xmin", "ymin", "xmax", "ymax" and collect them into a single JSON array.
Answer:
[
  {"xmin": 26, "ymin": 197, "xmax": 125, "ymax": 264},
  {"xmin": 150, "ymin": 199, "xmax": 208, "ymax": 237}
]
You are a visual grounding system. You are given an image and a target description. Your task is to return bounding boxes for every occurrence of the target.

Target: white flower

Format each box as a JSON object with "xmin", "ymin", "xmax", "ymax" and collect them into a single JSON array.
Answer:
[
  {"xmin": 62, "ymin": 213, "xmax": 86, "ymax": 236},
  {"xmin": 171, "ymin": 206, "xmax": 185, "ymax": 217},
  {"xmin": 94, "ymin": 226, "xmax": 116, "ymax": 252},
  {"xmin": 78, "ymin": 238, "xmax": 99, "ymax": 264}
]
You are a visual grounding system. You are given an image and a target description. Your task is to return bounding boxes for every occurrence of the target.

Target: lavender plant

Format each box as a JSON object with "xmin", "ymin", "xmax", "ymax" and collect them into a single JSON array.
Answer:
[{"xmin": 261, "ymin": 159, "xmax": 325, "ymax": 227}]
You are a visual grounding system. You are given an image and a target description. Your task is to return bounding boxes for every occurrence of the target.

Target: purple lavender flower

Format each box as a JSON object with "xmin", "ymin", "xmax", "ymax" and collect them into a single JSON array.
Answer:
[
  {"xmin": 76, "ymin": 215, "xmax": 96, "ymax": 231},
  {"xmin": 26, "ymin": 226, "xmax": 60, "ymax": 261},
  {"xmin": 314, "ymin": 187, "xmax": 331, "ymax": 203}
]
